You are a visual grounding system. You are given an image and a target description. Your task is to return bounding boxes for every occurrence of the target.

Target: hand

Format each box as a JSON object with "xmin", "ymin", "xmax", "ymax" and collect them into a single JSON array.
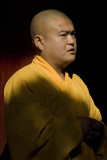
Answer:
[{"xmin": 78, "ymin": 116, "xmax": 104, "ymax": 152}]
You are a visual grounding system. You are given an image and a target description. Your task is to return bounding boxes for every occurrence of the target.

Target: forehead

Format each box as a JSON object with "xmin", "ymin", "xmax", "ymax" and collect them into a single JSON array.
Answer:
[{"xmin": 46, "ymin": 16, "xmax": 74, "ymax": 32}]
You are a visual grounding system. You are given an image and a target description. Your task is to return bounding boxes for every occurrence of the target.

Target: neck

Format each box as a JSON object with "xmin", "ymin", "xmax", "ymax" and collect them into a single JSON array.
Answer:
[
  {"xmin": 53, "ymin": 65, "xmax": 65, "ymax": 80},
  {"xmin": 40, "ymin": 54, "xmax": 66, "ymax": 80},
  {"xmin": 47, "ymin": 61, "xmax": 66, "ymax": 80}
]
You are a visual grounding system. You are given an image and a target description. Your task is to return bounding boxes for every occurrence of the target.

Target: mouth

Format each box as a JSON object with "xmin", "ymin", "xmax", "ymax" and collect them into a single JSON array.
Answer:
[{"xmin": 67, "ymin": 48, "xmax": 75, "ymax": 54}]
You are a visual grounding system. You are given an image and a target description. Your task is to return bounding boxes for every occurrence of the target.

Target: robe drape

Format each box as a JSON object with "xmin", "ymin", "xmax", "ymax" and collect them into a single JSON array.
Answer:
[{"xmin": 4, "ymin": 55, "xmax": 107, "ymax": 160}]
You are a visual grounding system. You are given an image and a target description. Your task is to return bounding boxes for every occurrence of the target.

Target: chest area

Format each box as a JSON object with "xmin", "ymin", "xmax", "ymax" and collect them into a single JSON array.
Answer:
[{"xmin": 41, "ymin": 78, "xmax": 90, "ymax": 117}]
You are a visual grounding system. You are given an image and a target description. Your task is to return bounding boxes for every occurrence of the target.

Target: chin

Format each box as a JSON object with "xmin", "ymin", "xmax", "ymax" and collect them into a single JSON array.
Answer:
[
  {"xmin": 69, "ymin": 55, "xmax": 76, "ymax": 63},
  {"xmin": 64, "ymin": 58, "xmax": 75, "ymax": 68}
]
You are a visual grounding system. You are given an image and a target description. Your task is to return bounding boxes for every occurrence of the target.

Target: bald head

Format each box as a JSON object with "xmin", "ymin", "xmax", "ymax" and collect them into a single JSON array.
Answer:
[{"xmin": 30, "ymin": 9, "xmax": 70, "ymax": 40}]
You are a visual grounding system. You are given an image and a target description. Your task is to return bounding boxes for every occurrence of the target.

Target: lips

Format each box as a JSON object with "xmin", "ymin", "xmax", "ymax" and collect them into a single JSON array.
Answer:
[
  {"xmin": 67, "ymin": 48, "xmax": 75, "ymax": 54},
  {"xmin": 67, "ymin": 48, "xmax": 75, "ymax": 52}
]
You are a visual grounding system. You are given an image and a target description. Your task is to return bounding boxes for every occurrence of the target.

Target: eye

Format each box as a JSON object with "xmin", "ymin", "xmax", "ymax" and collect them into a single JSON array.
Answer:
[
  {"xmin": 71, "ymin": 31, "xmax": 76, "ymax": 36},
  {"xmin": 60, "ymin": 33, "xmax": 67, "ymax": 37}
]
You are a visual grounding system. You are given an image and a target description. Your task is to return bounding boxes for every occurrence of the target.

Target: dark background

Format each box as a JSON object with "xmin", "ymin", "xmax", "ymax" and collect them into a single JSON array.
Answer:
[{"xmin": 0, "ymin": 0, "xmax": 107, "ymax": 155}]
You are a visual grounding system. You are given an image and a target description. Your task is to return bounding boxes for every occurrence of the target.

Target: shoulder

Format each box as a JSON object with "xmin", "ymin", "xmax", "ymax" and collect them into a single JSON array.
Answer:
[
  {"xmin": 4, "ymin": 62, "xmax": 52, "ymax": 103},
  {"xmin": 4, "ymin": 63, "xmax": 42, "ymax": 100},
  {"xmin": 4, "ymin": 64, "xmax": 33, "ymax": 88},
  {"xmin": 4, "ymin": 62, "xmax": 44, "ymax": 88}
]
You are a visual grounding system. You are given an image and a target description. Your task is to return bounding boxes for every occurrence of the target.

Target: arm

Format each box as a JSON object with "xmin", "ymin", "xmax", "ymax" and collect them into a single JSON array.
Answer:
[
  {"xmin": 4, "ymin": 72, "xmax": 83, "ymax": 160},
  {"xmin": 78, "ymin": 116, "xmax": 104, "ymax": 152},
  {"xmin": 73, "ymin": 74, "xmax": 107, "ymax": 159},
  {"xmin": 89, "ymin": 94, "xmax": 107, "ymax": 159},
  {"xmin": 4, "ymin": 72, "xmax": 54, "ymax": 160},
  {"xmin": 78, "ymin": 94, "xmax": 107, "ymax": 159}
]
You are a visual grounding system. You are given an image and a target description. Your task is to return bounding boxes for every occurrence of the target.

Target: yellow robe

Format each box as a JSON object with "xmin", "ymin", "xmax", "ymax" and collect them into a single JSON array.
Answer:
[{"xmin": 4, "ymin": 55, "xmax": 107, "ymax": 160}]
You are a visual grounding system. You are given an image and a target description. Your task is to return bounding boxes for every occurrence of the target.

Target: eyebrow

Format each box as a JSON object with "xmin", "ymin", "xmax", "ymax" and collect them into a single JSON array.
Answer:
[{"xmin": 58, "ymin": 30, "xmax": 76, "ymax": 34}]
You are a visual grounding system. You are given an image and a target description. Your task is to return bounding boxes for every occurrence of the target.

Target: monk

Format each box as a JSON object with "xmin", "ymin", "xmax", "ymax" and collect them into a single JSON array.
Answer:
[{"xmin": 4, "ymin": 9, "xmax": 107, "ymax": 160}]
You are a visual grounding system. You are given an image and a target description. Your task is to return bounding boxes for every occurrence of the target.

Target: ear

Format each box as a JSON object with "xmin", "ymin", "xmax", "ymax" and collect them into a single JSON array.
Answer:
[{"xmin": 34, "ymin": 35, "xmax": 44, "ymax": 51}]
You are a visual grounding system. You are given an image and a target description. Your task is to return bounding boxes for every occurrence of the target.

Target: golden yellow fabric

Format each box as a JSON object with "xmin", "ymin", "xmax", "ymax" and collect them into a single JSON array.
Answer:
[{"xmin": 4, "ymin": 55, "xmax": 107, "ymax": 160}]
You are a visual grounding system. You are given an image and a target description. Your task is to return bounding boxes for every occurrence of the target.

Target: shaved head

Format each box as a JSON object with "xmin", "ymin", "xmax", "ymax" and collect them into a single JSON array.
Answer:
[
  {"xmin": 30, "ymin": 9, "xmax": 71, "ymax": 40},
  {"xmin": 30, "ymin": 9, "xmax": 76, "ymax": 70}
]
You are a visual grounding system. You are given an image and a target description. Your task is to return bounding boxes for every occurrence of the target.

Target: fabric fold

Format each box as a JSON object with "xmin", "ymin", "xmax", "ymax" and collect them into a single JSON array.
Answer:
[{"xmin": 4, "ymin": 55, "xmax": 106, "ymax": 160}]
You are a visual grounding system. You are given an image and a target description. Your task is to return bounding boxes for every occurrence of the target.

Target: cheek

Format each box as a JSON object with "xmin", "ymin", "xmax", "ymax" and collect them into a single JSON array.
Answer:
[
  {"xmin": 53, "ymin": 39, "xmax": 66, "ymax": 50},
  {"xmin": 45, "ymin": 37, "xmax": 66, "ymax": 53}
]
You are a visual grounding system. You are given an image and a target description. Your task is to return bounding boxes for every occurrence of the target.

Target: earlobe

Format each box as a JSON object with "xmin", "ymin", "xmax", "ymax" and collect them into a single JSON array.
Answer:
[{"xmin": 34, "ymin": 35, "xmax": 44, "ymax": 51}]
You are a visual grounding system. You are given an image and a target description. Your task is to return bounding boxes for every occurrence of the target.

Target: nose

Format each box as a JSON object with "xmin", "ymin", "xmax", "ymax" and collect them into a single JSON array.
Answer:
[{"xmin": 67, "ymin": 35, "xmax": 76, "ymax": 46}]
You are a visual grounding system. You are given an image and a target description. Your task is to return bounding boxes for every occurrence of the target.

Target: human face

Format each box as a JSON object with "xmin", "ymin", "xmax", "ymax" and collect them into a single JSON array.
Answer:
[{"xmin": 41, "ymin": 16, "xmax": 77, "ymax": 69}]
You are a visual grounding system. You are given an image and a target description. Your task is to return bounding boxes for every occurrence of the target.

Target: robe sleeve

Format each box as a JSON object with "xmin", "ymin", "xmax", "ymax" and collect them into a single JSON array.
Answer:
[
  {"xmin": 4, "ymin": 71, "xmax": 54, "ymax": 160},
  {"xmin": 73, "ymin": 74, "xmax": 107, "ymax": 159},
  {"xmin": 89, "ymin": 95, "xmax": 102, "ymax": 121},
  {"xmin": 84, "ymin": 80, "xmax": 107, "ymax": 160},
  {"xmin": 73, "ymin": 74, "xmax": 102, "ymax": 121},
  {"xmin": 4, "ymin": 69, "xmax": 82, "ymax": 160}
]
